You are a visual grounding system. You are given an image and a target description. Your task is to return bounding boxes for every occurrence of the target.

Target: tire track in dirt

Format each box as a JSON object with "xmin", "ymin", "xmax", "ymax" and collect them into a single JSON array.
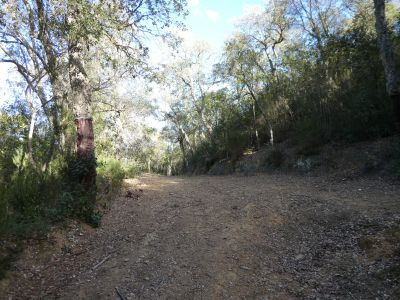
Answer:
[{"xmin": 2, "ymin": 174, "xmax": 400, "ymax": 299}]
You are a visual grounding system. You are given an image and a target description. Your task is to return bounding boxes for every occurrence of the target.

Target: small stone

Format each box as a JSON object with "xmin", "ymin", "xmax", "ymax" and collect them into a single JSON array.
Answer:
[{"xmin": 295, "ymin": 254, "xmax": 304, "ymax": 261}]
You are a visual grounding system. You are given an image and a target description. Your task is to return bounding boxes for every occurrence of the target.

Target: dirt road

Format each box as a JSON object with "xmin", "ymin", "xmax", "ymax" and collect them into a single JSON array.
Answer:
[{"xmin": 3, "ymin": 174, "xmax": 400, "ymax": 299}]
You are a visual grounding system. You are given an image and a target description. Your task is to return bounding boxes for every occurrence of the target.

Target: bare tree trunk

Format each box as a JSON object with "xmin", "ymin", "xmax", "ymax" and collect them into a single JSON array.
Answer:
[
  {"xmin": 252, "ymin": 101, "xmax": 260, "ymax": 150},
  {"xmin": 178, "ymin": 126, "xmax": 193, "ymax": 153},
  {"xmin": 28, "ymin": 108, "xmax": 39, "ymax": 171},
  {"xmin": 178, "ymin": 136, "xmax": 188, "ymax": 170},
  {"xmin": 374, "ymin": 0, "xmax": 400, "ymax": 127},
  {"xmin": 25, "ymin": 88, "xmax": 41, "ymax": 173},
  {"xmin": 68, "ymin": 3, "xmax": 96, "ymax": 189},
  {"xmin": 270, "ymin": 127, "xmax": 274, "ymax": 146},
  {"xmin": 167, "ymin": 160, "xmax": 172, "ymax": 176}
]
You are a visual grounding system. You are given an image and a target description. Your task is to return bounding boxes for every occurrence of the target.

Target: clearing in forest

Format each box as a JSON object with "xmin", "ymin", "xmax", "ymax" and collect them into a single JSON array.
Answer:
[{"xmin": 2, "ymin": 174, "xmax": 400, "ymax": 299}]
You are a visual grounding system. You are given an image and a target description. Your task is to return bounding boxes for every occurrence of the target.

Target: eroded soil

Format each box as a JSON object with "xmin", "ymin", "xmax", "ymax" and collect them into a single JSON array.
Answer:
[{"xmin": 2, "ymin": 174, "xmax": 400, "ymax": 299}]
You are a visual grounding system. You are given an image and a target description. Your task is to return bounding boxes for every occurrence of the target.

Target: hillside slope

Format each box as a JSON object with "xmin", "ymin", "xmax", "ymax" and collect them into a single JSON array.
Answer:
[{"xmin": 209, "ymin": 136, "xmax": 400, "ymax": 180}]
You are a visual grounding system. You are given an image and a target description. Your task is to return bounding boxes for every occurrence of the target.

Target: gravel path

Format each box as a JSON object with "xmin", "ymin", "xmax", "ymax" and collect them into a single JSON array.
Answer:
[{"xmin": 2, "ymin": 174, "xmax": 400, "ymax": 299}]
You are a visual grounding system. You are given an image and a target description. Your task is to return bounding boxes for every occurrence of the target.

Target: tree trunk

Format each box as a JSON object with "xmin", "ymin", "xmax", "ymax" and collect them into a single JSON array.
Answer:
[
  {"xmin": 68, "ymin": 2, "xmax": 96, "ymax": 189},
  {"xmin": 74, "ymin": 117, "xmax": 96, "ymax": 187},
  {"xmin": 252, "ymin": 101, "xmax": 260, "ymax": 150},
  {"xmin": 178, "ymin": 136, "xmax": 188, "ymax": 170},
  {"xmin": 374, "ymin": 0, "xmax": 400, "ymax": 126},
  {"xmin": 167, "ymin": 161, "xmax": 172, "ymax": 176},
  {"xmin": 25, "ymin": 88, "xmax": 40, "ymax": 173},
  {"xmin": 28, "ymin": 107, "xmax": 39, "ymax": 171}
]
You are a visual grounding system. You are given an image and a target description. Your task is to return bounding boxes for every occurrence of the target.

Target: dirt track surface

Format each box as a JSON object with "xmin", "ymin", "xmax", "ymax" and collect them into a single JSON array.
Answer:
[{"xmin": 2, "ymin": 174, "xmax": 400, "ymax": 299}]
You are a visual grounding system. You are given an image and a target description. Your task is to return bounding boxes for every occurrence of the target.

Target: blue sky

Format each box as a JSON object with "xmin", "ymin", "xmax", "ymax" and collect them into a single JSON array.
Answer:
[{"xmin": 184, "ymin": 0, "xmax": 265, "ymax": 51}]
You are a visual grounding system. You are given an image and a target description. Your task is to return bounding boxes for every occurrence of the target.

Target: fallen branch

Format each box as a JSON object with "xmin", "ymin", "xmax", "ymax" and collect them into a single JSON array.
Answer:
[
  {"xmin": 115, "ymin": 287, "xmax": 126, "ymax": 300},
  {"xmin": 92, "ymin": 254, "xmax": 111, "ymax": 270}
]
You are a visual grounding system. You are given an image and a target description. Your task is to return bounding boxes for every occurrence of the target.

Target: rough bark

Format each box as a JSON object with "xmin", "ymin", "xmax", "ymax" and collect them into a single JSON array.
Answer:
[
  {"xmin": 68, "ymin": 2, "xmax": 96, "ymax": 189},
  {"xmin": 374, "ymin": 0, "xmax": 400, "ymax": 125},
  {"xmin": 75, "ymin": 118, "xmax": 96, "ymax": 188},
  {"xmin": 75, "ymin": 118, "xmax": 95, "ymax": 158},
  {"xmin": 178, "ymin": 136, "xmax": 188, "ymax": 169}
]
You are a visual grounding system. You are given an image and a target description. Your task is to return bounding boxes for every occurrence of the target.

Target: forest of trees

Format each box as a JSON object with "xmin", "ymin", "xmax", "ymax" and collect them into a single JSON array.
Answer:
[
  {"xmin": 0, "ymin": 0, "xmax": 399, "ymax": 239},
  {"xmin": 162, "ymin": 0, "xmax": 400, "ymax": 174}
]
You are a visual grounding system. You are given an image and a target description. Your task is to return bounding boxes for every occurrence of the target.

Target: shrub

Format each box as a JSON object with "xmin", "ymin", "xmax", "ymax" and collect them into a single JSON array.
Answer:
[
  {"xmin": 265, "ymin": 148, "xmax": 285, "ymax": 168},
  {"xmin": 291, "ymin": 119, "xmax": 325, "ymax": 156},
  {"xmin": 124, "ymin": 160, "xmax": 144, "ymax": 178},
  {"xmin": 97, "ymin": 158, "xmax": 126, "ymax": 191},
  {"xmin": 0, "ymin": 169, "xmax": 60, "ymax": 239}
]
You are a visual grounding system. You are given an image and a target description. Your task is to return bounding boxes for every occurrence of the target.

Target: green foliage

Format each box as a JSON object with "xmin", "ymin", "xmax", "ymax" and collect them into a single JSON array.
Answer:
[
  {"xmin": 0, "ymin": 157, "xmax": 102, "ymax": 240},
  {"xmin": 66, "ymin": 153, "xmax": 97, "ymax": 185},
  {"xmin": 163, "ymin": 1, "xmax": 400, "ymax": 175},
  {"xmin": 8, "ymin": 170, "xmax": 55, "ymax": 222},
  {"xmin": 97, "ymin": 156, "xmax": 144, "ymax": 191},
  {"xmin": 97, "ymin": 158, "xmax": 126, "ymax": 190},
  {"xmin": 265, "ymin": 148, "xmax": 285, "ymax": 169},
  {"xmin": 0, "ymin": 111, "xmax": 26, "ymax": 183},
  {"xmin": 57, "ymin": 189, "xmax": 100, "ymax": 227},
  {"xmin": 290, "ymin": 118, "xmax": 325, "ymax": 156},
  {"xmin": 125, "ymin": 160, "xmax": 145, "ymax": 178},
  {"xmin": 0, "ymin": 171, "xmax": 55, "ymax": 239}
]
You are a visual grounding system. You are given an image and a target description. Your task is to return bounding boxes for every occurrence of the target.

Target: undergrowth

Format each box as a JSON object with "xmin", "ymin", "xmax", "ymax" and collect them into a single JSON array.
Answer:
[{"xmin": 0, "ymin": 154, "xmax": 142, "ymax": 279}]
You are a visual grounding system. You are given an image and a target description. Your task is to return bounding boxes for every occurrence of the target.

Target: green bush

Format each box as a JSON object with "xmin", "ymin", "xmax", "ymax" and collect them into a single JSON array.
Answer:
[
  {"xmin": 97, "ymin": 156, "xmax": 144, "ymax": 190},
  {"xmin": 0, "ymin": 153, "xmax": 105, "ymax": 240},
  {"xmin": 265, "ymin": 148, "xmax": 285, "ymax": 168},
  {"xmin": 125, "ymin": 160, "xmax": 145, "ymax": 178},
  {"xmin": 56, "ymin": 189, "xmax": 100, "ymax": 227},
  {"xmin": 97, "ymin": 158, "xmax": 126, "ymax": 190},
  {"xmin": 290, "ymin": 119, "xmax": 325, "ymax": 156},
  {"xmin": 0, "ymin": 169, "xmax": 59, "ymax": 239}
]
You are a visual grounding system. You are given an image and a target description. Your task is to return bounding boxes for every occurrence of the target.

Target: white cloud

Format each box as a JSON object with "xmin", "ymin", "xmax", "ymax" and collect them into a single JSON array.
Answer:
[
  {"xmin": 188, "ymin": 0, "xmax": 199, "ymax": 7},
  {"xmin": 206, "ymin": 10, "xmax": 219, "ymax": 22}
]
